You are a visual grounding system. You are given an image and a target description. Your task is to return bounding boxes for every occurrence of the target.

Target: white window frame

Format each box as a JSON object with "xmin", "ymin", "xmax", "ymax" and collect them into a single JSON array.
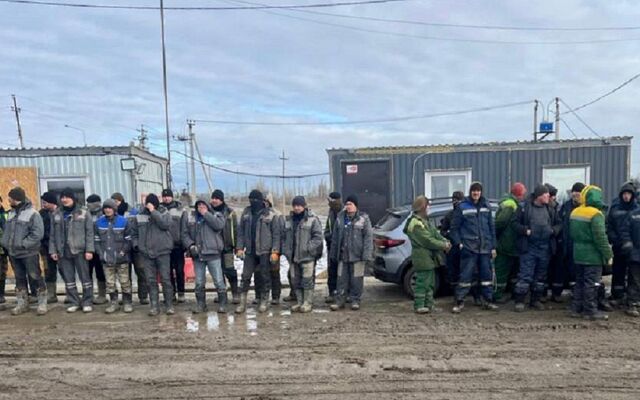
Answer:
[
  {"xmin": 542, "ymin": 164, "xmax": 591, "ymax": 201},
  {"xmin": 424, "ymin": 169, "xmax": 472, "ymax": 199},
  {"xmin": 39, "ymin": 175, "xmax": 91, "ymax": 198}
]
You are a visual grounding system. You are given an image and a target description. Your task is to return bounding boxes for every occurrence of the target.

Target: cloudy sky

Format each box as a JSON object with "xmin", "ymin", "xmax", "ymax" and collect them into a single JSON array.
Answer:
[{"xmin": 0, "ymin": 0, "xmax": 638, "ymax": 195}]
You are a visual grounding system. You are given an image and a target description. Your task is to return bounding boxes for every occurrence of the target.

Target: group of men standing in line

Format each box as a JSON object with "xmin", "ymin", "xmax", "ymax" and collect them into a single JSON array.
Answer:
[
  {"xmin": 0, "ymin": 185, "xmax": 375, "ymax": 317},
  {"xmin": 406, "ymin": 180, "xmax": 640, "ymax": 320}
]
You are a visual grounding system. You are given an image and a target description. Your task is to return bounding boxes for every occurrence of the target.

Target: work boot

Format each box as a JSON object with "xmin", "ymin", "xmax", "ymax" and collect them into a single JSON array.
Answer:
[
  {"xmin": 599, "ymin": 300, "xmax": 614, "ymax": 312},
  {"xmin": 258, "ymin": 293, "xmax": 270, "ymax": 313},
  {"xmin": 530, "ymin": 301, "xmax": 545, "ymax": 311},
  {"xmin": 36, "ymin": 289, "xmax": 48, "ymax": 316},
  {"xmin": 415, "ymin": 307, "xmax": 430, "ymax": 314},
  {"xmin": 105, "ymin": 293, "xmax": 119, "ymax": 314},
  {"xmin": 300, "ymin": 289, "xmax": 313, "ymax": 313},
  {"xmin": 82, "ymin": 305, "xmax": 93, "ymax": 313},
  {"xmin": 148, "ymin": 290, "xmax": 160, "ymax": 316},
  {"xmin": 123, "ymin": 293, "xmax": 133, "ymax": 313},
  {"xmin": 584, "ymin": 312, "xmax": 608, "ymax": 321},
  {"xmin": 330, "ymin": 297, "xmax": 345, "ymax": 311},
  {"xmin": 11, "ymin": 289, "xmax": 29, "ymax": 316},
  {"xmin": 324, "ymin": 294, "xmax": 335, "ymax": 304},
  {"xmin": 271, "ymin": 297, "xmax": 280, "ymax": 306},
  {"xmin": 283, "ymin": 291, "xmax": 297, "ymax": 302},
  {"xmin": 625, "ymin": 306, "xmax": 640, "ymax": 317},
  {"xmin": 177, "ymin": 293, "xmax": 186, "ymax": 303},
  {"xmin": 451, "ymin": 301, "xmax": 464, "ymax": 314},
  {"xmin": 291, "ymin": 290, "xmax": 304, "ymax": 312},
  {"xmin": 66, "ymin": 305, "xmax": 79, "ymax": 313},
  {"xmin": 351, "ymin": 303, "xmax": 360, "ymax": 311},
  {"xmin": 235, "ymin": 292, "xmax": 247, "ymax": 314},
  {"xmin": 193, "ymin": 289, "xmax": 206, "ymax": 314},
  {"xmin": 483, "ymin": 301, "xmax": 499, "ymax": 311},
  {"xmin": 93, "ymin": 281, "xmax": 108, "ymax": 305},
  {"xmin": 46, "ymin": 282, "xmax": 58, "ymax": 303},
  {"xmin": 514, "ymin": 303, "xmax": 526, "ymax": 312},
  {"xmin": 217, "ymin": 290, "xmax": 228, "ymax": 314}
]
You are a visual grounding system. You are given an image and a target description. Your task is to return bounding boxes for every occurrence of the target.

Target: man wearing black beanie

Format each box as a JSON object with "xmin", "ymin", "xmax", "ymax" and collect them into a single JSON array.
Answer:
[
  {"xmin": 49, "ymin": 187, "xmax": 96, "ymax": 313},
  {"xmin": 323, "ymin": 191, "xmax": 343, "ymax": 303},
  {"xmin": 210, "ymin": 189, "xmax": 240, "ymax": 304},
  {"xmin": 235, "ymin": 189, "xmax": 281, "ymax": 314},
  {"xmin": 160, "ymin": 189, "xmax": 188, "ymax": 304},
  {"xmin": 86, "ymin": 194, "xmax": 108, "ymax": 305},
  {"xmin": 130, "ymin": 193, "xmax": 175, "ymax": 316},
  {"xmin": 39, "ymin": 192, "xmax": 62, "ymax": 304}
]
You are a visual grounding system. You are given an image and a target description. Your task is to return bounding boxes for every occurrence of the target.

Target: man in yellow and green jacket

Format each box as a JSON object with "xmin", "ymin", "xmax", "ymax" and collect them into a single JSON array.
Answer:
[
  {"xmin": 570, "ymin": 185, "xmax": 613, "ymax": 320},
  {"xmin": 404, "ymin": 196, "xmax": 451, "ymax": 314}
]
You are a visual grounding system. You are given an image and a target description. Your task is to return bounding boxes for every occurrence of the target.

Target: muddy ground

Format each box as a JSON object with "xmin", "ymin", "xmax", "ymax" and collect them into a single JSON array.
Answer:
[{"xmin": 1, "ymin": 278, "xmax": 640, "ymax": 400}]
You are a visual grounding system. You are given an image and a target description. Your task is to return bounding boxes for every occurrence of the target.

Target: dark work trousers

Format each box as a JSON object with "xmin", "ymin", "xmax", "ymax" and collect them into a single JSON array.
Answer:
[
  {"xmin": 291, "ymin": 261, "xmax": 316, "ymax": 290},
  {"xmin": 449, "ymin": 246, "xmax": 482, "ymax": 299},
  {"xmin": 0, "ymin": 255, "xmax": 8, "ymax": 299},
  {"xmin": 270, "ymin": 258, "xmax": 281, "ymax": 300},
  {"xmin": 88, "ymin": 254, "xmax": 106, "ymax": 284},
  {"xmin": 555, "ymin": 246, "xmax": 577, "ymax": 293},
  {"xmin": 143, "ymin": 254, "xmax": 172, "ymax": 308},
  {"xmin": 455, "ymin": 249, "xmax": 493, "ymax": 302},
  {"xmin": 549, "ymin": 247, "xmax": 566, "ymax": 297},
  {"xmin": 336, "ymin": 261, "xmax": 365, "ymax": 304},
  {"xmin": 129, "ymin": 251, "xmax": 149, "ymax": 301},
  {"xmin": 611, "ymin": 250, "xmax": 630, "ymax": 300},
  {"xmin": 10, "ymin": 255, "xmax": 45, "ymax": 292},
  {"xmin": 169, "ymin": 247, "xmax": 185, "ymax": 295},
  {"xmin": 59, "ymin": 252, "xmax": 93, "ymax": 307},
  {"xmin": 241, "ymin": 254, "xmax": 271, "ymax": 299},
  {"xmin": 514, "ymin": 242, "xmax": 550, "ymax": 304},
  {"xmin": 627, "ymin": 262, "xmax": 640, "ymax": 306},
  {"xmin": 572, "ymin": 264, "xmax": 603, "ymax": 316},
  {"xmin": 327, "ymin": 257, "xmax": 339, "ymax": 296},
  {"xmin": 222, "ymin": 252, "xmax": 239, "ymax": 294}
]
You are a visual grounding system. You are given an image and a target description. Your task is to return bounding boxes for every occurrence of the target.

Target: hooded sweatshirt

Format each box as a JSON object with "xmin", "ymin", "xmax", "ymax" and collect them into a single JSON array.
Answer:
[{"xmin": 570, "ymin": 185, "xmax": 613, "ymax": 266}]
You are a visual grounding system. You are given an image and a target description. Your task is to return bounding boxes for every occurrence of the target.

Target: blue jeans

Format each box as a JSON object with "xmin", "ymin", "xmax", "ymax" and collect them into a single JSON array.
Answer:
[
  {"xmin": 194, "ymin": 257, "xmax": 225, "ymax": 292},
  {"xmin": 455, "ymin": 249, "xmax": 493, "ymax": 302},
  {"xmin": 514, "ymin": 242, "xmax": 550, "ymax": 304}
]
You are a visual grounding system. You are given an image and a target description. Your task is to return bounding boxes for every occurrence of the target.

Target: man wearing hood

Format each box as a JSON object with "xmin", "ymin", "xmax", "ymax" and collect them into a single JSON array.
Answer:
[
  {"xmin": 130, "ymin": 193, "xmax": 175, "ymax": 316},
  {"xmin": 449, "ymin": 182, "xmax": 499, "ymax": 313},
  {"xmin": 570, "ymin": 185, "xmax": 613, "ymax": 320},
  {"xmin": 235, "ymin": 189, "xmax": 281, "ymax": 314},
  {"xmin": 323, "ymin": 191, "xmax": 342, "ymax": 303},
  {"xmin": 160, "ymin": 189, "xmax": 187, "ymax": 303},
  {"xmin": 86, "ymin": 194, "xmax": 108, "ymax": 305},
  {"xmin": 512, "ymin": 185, "xmax": 561, "ymax": 312},
  {"xmin": 182, "ymin": 198, "xmax": 226, "ymax": 313},
  {"xmin": 95, "ymin": 199, "xmax": 133, "ymax": 313},
  {"xmin": 607, "ymin": 182, "xmax": 639, "ymax": 308},
  {"xmin": 494, "ymin": 183, "xmax": 527, "ymax": 303},
  {"xmin": 1, "ymin": 187, "xmax": 46, "ymax": 315},
  {"xmin": 50, "ymin": 188, "xmax": 95, "ymax": 313},
  {"xmin": 282, "ymin": 196, "xmax": 323, "ymax": 313},
  {"xmin": 210, "ymin": 189, "xmax": 240, "ymax": 304},
  {"xmin": 263, "ymin": 191, "xmax": 285, "ymax": 305},
  {"xmin": 557, "ymin": 183, "xmax": 585, "ymax": 302},
  {"xmin": 111, "ymin": 192, "xmax": 148, "ymax": 305}
]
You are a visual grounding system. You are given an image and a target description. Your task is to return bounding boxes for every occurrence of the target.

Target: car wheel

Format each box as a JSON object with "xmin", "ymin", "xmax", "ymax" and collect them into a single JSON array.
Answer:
[{"xmin": 403, "ymin": 265, "xmax": 440, "ymax": 299}]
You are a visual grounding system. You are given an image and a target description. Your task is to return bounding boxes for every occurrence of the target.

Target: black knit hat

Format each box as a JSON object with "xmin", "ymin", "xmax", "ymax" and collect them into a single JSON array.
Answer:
[
  {"xmin": 452, "ymin": 191, "xmax": 464, "ymax": 201},
  {"xmin": 211, "ymin": 189, "xmax": 225, "ymax": 202},
  {"xmin": 145, "ymin": 193, "xmax": 160, "ymax": 209},
  {"xmin": 249, "ymin": 189, "xmax": 264, "ymax": 202},
  {"xmin": 533, "ymin": 184, "xmax": 550, "ymax": 198},
  {"xmin": 469, "ymin": 182, "xmax": 483, "ymax": 194},
  {"xmin": 86, "ymin": 194, "xmax": 101, "ymax": 204},
  {"xmin": 161, "ymin": 189, "xmax": 173, "ymax": 197},
  {"xmin": 41, "ymin": 191, "xmax": 58, "ymax": 205},
  {"xmin": 345, "ymin": 194, "xmax": 359, "ymax": 207},
  {"xmin": 571, "ymin": 182, "xmax": 586, "ymax": 193},
  {"xmin": 328, "ymin": 192, "xmax": 341, "ymax": 200},
  {"xmin": 292, "ymin": 196, "xmax": 307, "ymax": 207},
  {"xmin": 60, "ymin": 188, "xmax": 76, "ymax": 201},
  {"xmin": 8, "ymin": 187, "xmax": 26, "ymax": 203},
  {"xmin": 544, "ymin": 183, "xmax": 558, "ymax": 197}
]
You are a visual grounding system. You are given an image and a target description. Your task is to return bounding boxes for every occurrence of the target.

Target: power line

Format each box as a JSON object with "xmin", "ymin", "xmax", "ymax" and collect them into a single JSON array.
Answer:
[
  {"xmin": 558, "ymin": 98, "xmax": 603, "ymax": 139},
  {"xmin": 194, "ymin": 99, "xmax": 533, "ymax": 126},
  {"xmin": 561, "ymin": 72, "xmax": 640, "ymax": 114},
  {"xmin": 227, "ymin": 0, "xmax": 640, "ymax": 44},
  {"xmin": 172, "ymin": 149, "xmax": 328, "ymax": 179},
  {"xmin": 559, "ymin": 118, "xmax": 578, "ymax": 139},
  {"xmin": 0, "ymin": 0, "xmax": 409, "ymax": 10}
]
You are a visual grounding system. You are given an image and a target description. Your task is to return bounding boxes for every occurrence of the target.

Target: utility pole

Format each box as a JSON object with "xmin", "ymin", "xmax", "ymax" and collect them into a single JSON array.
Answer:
[
  {"xmin": 159, "ymin": 0, "xmax": 172, "ymax": 189},
  {"xmin": 136, "ymin": 124, "xmax": 148, "ymax": 150},
  {"xmin": 193, "ymin": 134, "xmax": 213, "ymax": 193},
  {"xmin": 11, "ymin": 95, "xmax": 24, "ymax": 148},
  {"xmin": 279, "ymin": 149, "xmax": 288, "ymax": 212},
  {"xmin": 554, "ymin": 97, "xmax": 560, "ymax": 140},
  {"xmin": 533, "ymin": 99, "xmax": 539, "ymax": 141},
  {"xmin": 188, "ymin": 120, "xmax": 197, "ymax": 200}
]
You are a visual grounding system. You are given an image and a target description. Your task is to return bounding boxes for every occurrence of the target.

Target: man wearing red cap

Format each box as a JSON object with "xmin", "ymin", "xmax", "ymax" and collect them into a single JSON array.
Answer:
[{"xmin": 494, "ymin": 183, "xmax": 527, "ymax": 302}]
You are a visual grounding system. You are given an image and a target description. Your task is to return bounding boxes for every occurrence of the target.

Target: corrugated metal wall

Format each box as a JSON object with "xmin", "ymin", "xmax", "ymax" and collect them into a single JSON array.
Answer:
[
  {"xmin": 329, "ymin": 138, "xmax": 631, "ymax": 207},
  {"xmin": 0, "ymin": 152, "xmax": 165, "ymax": 204}
]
